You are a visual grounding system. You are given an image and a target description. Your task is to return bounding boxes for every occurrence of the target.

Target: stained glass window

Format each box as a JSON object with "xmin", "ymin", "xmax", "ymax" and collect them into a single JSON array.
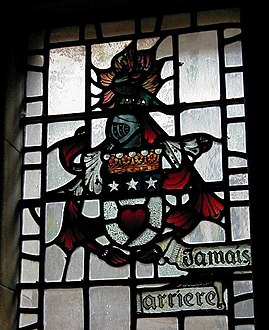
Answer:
[{"xmin": 18, "ymin": 7, "xmax": 256, "ymax": 329}]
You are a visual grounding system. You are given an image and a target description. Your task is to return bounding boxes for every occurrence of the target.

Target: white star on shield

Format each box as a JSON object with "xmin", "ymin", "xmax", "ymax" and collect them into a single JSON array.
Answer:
[
  {"xmin": 126, "ymin": 178, "xmax": 138, "ymax": 190},
  {"xmin": 145, "ymin": 176, "xmax": 158, "ymax": 189},
  {"xmin": 108, "ymin": 180, "xmax": 119, "ymax": 191}
]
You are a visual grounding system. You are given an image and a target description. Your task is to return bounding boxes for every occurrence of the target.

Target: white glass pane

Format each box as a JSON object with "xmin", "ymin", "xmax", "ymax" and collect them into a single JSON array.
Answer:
[
  {"xmin": 225, "ymin": 41, "xmax": 243, "ymax": 67},
  {"xmin": 226, "ymin": 72, "xmax": 244, "ymax": 99},
  {"xmin": 49, "ymin": 46, "xmax": 85, "ymax": 115},
  {"xmin": 230, "ymin": 206, "xmax": 250, "ymax": 240},
  {"xmin": 179, "ymin": 31, "xmax": 220, "ymax": 102},
  {"xmin": 227, "ymin": 104, "xmax": 245, "ymax": 118},
  {"xmin": 227, "ymin": 123, "xmax": 246, "ymax": 153},
  {"xmin": 46, "ymin": 148, "xmax": 76, "ymax": 191},
  {"xmin": 44, "ymin": 289, "xmax": 84, "ymax": 329},
  {"xmin": 180, "ymin": 107, "xmax": 221, "ymax": 138},
  {"xmin": 195, "ymin": 142, "xmax": 223, "ymax": 181},
  {"xmin": 91, "ymin": 41, "xmax": 132, "ymax": 69},
  {"xmin": 47, "ymin": 121, "xmax": 84, "ymax": 147},
  {"xmin": 183, "ymin": 221, "xmax": 226, "ymax": 244},
  {"xmin": 91, "ymin": 118, "xmax": 107, "ymax": 147}
]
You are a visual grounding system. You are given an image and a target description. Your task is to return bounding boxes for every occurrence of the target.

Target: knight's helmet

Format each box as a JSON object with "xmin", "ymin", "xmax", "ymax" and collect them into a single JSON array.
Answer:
[{"xmin": 108, "ymin": 113, "xmax": 142, "ymax": 148}]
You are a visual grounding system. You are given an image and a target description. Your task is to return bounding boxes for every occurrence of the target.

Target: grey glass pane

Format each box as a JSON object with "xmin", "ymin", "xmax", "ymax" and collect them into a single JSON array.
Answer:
[
  {"xmin": 44, "ymin": 289, "xmax": 84, "ymax": 329},
  {"xmin": 235, "ymin": 299, "xmax": 254, "ymax": 318},
  {"xmin": 26, "ymin": 101, "xmax": 43, "ymax": 116},
  {"xmin": 23, "ymin": 170, "xmax": 41, "ymax": 199},
  {"xmin": 162, "ymin": 13, "xmax": 190, "ymax": 30},
  {"xmin": 185, "ymin": 315, "xmax": 228, "ymax": 329},
  {"xmin": 141, "ymin": 17, "xmax": 157, "ymax": 33},
  {"xmin": 50, "ymin": 26, "xmax": 79, "ymax": 43},
  {"xmin": 101, "ymin": 19, "xmax": 135, "ymax": 37},
  {"xmin": 28, "ymin": 30, "xmax": 45, "ymax": 50},
  {"xmin": 26, "ymin": 71, "xmax": 43, "ymax": 97},
  {"xmin": 85, "ymin": 24, "xmax": 96, "ymax": 39},
  {"xmin": 45, "ymin": 245, "xmax": 66, "ymax": 282},
  {"xmin": 89, "ymin": 253, "xmax": 130, "ymax": 280},
  {"xmin": 137, "ymin": 317, "xmax": 178, "ymax": 329},
  {"xmin": 21, "ymin": 259, "xmax": 39, "ymax": 283},
  {"xmin": 45, "ymin": 202, "xmax": 64, "ymax": 243},
  {"xmin": 197, "ymin": 8, "xmax": 240, "ymax": 25},
  {"xmin": 224, "ymin": 28, "xmax": 241, "ymax": 38},
  {"xmin": 136, "ymin": 261, "xmax": 154, "ymax": 278},
  {"xmin": 19, "ymin": 314, "xmax": 38, "ymax": 328},
  {"xmin": 28, "ymin": 55, "xmax": 44, "ymax": 67},
  {"xmin": 25, "ymin": 124, "xmax": 42, "ymax": 146},
  {"xmin": 22, "ymin": 240, "xmax": 40, "ymax": 255},
  {"xmin": 24, "ymin": 151, "xmax": 41, "ymax": 164},
  {"xmin": 66, "ymin": 247, "xmax": 84, "ymax": 281},
  {"xmin": 233, "ymin": 280, "xmax": 253, "ymax": 296},
  {"xmin": 89, "ymin": 286, "xmax": 130, "ymax": 329},
  {"xmin": 22, "ymin": 208, "xmax": 40, "ymax": 235},
  {"xmin": 20, "ymin": 289, "xmax": 38, "ymax": 308}
]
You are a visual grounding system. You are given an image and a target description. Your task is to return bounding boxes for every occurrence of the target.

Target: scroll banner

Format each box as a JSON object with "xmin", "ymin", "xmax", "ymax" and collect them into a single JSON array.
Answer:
[
  {"xmin": 161, "ymin": 240, "xmax": 252, "ymax": 270},
  {"xmin": 137, "ymin": 281, "xmax": 225, "ymax": 314},
  {"xmin": 136, "ymin": 240, "xmax": 251, "ymax": 314}
]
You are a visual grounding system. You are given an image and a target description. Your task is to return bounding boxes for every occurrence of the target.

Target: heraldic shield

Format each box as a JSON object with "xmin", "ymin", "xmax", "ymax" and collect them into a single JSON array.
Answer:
[{"xmin": 47, "ymin": 40, "xmax": 225, "ymax": 267}]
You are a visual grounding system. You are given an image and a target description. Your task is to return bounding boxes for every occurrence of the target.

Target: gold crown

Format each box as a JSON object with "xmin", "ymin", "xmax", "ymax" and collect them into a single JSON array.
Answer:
[{"xmin": 103, "ymin": 149, "xmax": 162, "ymax": 174}]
